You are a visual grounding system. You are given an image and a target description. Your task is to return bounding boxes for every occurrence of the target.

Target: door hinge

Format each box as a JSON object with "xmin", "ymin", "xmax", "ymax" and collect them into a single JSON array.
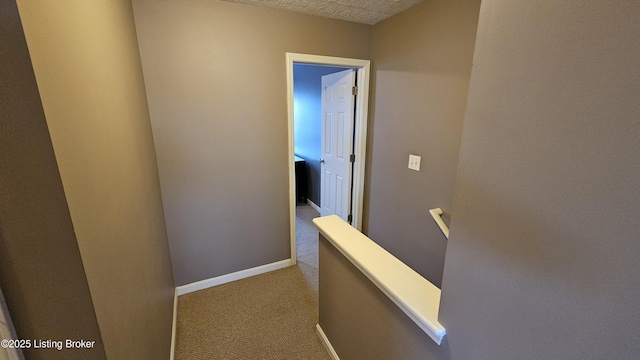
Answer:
[
  {"xmin": 347, "ymin": 214, "xmax": 353, "ymax": 223},
  {"xmin": 350, "ymin": 154, "xmax": 355, "ymax": 163},
  {"xmin": 352, "ymin": 86, "xmax": 358, "ymax": 96}
]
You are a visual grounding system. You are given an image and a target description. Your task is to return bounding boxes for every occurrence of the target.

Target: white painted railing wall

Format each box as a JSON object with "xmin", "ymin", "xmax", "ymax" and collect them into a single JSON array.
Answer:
[{"xmin": 313, "ymin": 215, "xmax": 446, "ymax": 345}]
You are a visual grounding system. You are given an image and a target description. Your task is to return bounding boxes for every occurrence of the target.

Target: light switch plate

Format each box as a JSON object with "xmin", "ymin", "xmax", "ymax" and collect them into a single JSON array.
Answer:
[{"xmin": 408, "ymin": 154, "xmax": 421, "ymax": 171}]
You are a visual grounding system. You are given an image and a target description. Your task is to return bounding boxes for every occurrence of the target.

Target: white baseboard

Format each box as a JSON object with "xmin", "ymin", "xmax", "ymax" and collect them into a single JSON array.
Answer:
[
  {"xmin": 307, "ymin": 199, "xmax": 321, "ymax": 213},
  {"xmin": 176, "ymin": 259, "xmax": 292, "ymax": 296},
  {"xmin": 316, "ymin": 324, "xmax": 340, "ymax": 360},
  {"xmin": 169, "ymin": 289, "xmax": 177, "ymax": 360}
]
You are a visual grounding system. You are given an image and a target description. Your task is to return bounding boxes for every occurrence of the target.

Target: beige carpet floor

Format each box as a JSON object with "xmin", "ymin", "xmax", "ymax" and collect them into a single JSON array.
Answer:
[
  {"xmin": 174, "ymin": 204, "xmax": 328, "ymax": 360},
  {"xmin": 295, "ymin": 204, "xmax": 321, "ymax": 298}
]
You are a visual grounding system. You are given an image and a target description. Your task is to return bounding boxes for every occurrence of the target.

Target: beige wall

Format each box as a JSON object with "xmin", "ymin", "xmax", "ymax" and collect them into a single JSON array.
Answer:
[
  {"xmin": 365, "ymin": 0, "xmax": 481, "ymax": 287},
  {"xmin": 441, "ymin": 0, "xmax": 640, "ymax": 358},
  {"xmin": 16, "ymin": 0, "xmax": 175, "ymax": 359},
  {"xmin": 132, "ymin": 0, "xmax": 372, "ymax": 285},
  {"xmin": 319, "ymin": 0, "xmax": 640, "ymax": 358},
  {"xmin": 0, "ymin": 0, "xmax": 106, "ymax": 358}
]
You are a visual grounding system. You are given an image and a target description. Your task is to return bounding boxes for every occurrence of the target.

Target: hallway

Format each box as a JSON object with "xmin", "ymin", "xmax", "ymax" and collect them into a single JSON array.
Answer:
[{"xmin": 173, "ymin": 205, "xmax": 326, "ymax": 359}]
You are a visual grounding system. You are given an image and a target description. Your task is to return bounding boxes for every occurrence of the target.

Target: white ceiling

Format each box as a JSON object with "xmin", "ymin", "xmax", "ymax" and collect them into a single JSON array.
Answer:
[{"xmin": 221, "ymin": 0, "xmax": 425, "ymax": 25}]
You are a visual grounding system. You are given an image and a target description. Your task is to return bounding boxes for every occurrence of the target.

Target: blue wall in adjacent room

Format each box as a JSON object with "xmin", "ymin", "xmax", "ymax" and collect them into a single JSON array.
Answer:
[{"xmin": 293, "ymin": 64, "xmax": 348, "ymax": 207}]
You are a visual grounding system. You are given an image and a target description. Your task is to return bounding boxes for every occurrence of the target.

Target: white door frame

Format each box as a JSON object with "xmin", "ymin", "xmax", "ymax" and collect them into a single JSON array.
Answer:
[{"xmin": 286, "ymin": 52, "xmax": 371, "ymax": 265}]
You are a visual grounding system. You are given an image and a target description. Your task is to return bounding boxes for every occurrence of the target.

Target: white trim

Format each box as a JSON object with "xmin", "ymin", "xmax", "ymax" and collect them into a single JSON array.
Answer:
[
  {"xmin": 176, "ymin": 259, "xmax": 292, "ymax": 296},
  {"xmin": 350, "ymin": 64, "xmax": 370, "ymax": 231},
  {"xmin": 286, "ymin": 52, "xmax": 371, "ymax": 263},
  {"xmin": 429, "ymin": 208, "xmax": 450, "ymax": 239},
  {"xmin": 313, "ymin": 215, "xmax": 446, "ymax": 345},
  {"xmin": 169, "ymin": 289, "xmax": 178, "ymax": 360},
  {"xmin": 287, "ymin": 54, "xmax": 297, "ymax": 266},
  {"xmin": 306, "ymin": 199, "xmax": 321, "ymax": 213},
  {"xmin": 316, "ymin": 324, "xmax": 340, "ymax": 360}
]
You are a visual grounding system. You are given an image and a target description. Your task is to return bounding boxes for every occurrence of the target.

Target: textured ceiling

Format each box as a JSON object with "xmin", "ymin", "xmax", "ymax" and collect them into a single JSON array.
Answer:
[{"xmin": 222, "ymin": 0, "xmax": 425, "ymax": 25}]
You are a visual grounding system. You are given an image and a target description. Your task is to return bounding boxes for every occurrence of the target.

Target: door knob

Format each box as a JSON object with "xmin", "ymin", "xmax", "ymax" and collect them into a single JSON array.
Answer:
[{"xmin": 319, "ymin": 159, "xmax": 325, "ymax": 163}]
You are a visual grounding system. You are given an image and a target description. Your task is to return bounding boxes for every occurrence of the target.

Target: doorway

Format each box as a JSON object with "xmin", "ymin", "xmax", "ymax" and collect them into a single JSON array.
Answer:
[
  {"xmin": 293, "ymin": 64, "xmax": 350, "ymax": 213},
  {"xmin": 286, "ymin": 53, "xmax": 371, "ymax": 265}
]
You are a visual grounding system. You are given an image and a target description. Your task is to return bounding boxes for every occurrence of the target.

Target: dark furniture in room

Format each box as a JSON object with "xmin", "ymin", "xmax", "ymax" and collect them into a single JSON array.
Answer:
[{"xmin": 295, "ymin": 156, "xmax": 307, "ymax": 204}]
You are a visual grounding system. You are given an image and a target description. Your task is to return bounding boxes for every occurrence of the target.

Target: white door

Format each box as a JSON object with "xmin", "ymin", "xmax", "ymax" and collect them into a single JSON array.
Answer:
[{"xmin": 320, "ymin": 69, "xmax": 356, "ymax": 221}]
